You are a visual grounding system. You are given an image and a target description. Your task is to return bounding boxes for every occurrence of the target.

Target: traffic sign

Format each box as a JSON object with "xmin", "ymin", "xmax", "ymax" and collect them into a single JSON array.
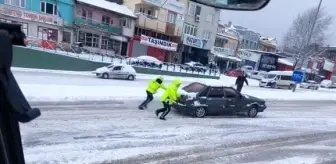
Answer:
[{"xmin": 291, "ymin": 70, "xmax": 304, "ymax": 83}]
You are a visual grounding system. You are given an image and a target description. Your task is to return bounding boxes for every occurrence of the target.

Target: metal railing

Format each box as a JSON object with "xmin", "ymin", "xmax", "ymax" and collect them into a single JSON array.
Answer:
[{"xmin": 24, "ymin": 37, "xmax": 220, "ymax": 77}]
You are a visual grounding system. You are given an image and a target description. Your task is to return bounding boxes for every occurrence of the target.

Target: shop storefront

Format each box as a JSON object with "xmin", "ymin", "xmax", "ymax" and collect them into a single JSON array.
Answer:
[
  {"xmin": 76, "ymin": 29, "xmax": 127, "ymax": 56},
  {"xmin": 210, "ymin": 46, "xmax": 242, "ymax": 72},
  {"xmin": 182, "ymin": 34, "xmax": 209, "ymax": 65},
  {"xmin": 128, "ymin": 34, "xmax": 178, "ymax": 62},
  {"xmin": 237, "ymin": 49, "xmax": 261, "ymax": 70},
  {"xmin": 0, "ymin": 4, "xmax": 71, "ymax": 49}
]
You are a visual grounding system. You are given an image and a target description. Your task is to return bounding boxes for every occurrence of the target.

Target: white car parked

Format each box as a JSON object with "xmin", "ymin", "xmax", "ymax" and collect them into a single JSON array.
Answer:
[
  {"xmin": 93, "ymin": 64, "xmax": 137, "ymax": 80},
  {"xmin": 320, "ymin": 80, "xmax": 336, "ymax": 88},
  {"xmin": 300, "ymin": 80, "xmax": 319, "ymax": 90}
]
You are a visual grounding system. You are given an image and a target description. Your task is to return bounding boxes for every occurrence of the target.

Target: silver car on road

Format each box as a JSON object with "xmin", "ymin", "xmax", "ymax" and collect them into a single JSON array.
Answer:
[{"xmin": 93, "ymin": 64, "xmax": 137, "ymax": 80}]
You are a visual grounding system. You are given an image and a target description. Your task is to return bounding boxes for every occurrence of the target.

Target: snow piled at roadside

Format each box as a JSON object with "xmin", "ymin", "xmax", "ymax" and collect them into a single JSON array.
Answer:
[{"xmin": 20, "ymin": 83, "xmax": 336, "ymax": 102}]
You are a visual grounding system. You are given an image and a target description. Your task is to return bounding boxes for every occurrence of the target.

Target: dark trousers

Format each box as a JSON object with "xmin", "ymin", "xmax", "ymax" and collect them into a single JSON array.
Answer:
[
  {"xmin": 237, "ymin": 85, "xmax": 243, "ymax": 93},
  {"xmin": 139, "ymin": 91, "xmax": 153, "ymax": 108},
  {"xmin": 156, "ymin": 102, "xmax": 171, "ymax": 119}
]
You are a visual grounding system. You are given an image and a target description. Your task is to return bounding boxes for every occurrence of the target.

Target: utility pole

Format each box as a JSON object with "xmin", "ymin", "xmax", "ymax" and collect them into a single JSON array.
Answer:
[{"xmin": 292, "ymin": 0, "xmax": 322, "ymax": 92}]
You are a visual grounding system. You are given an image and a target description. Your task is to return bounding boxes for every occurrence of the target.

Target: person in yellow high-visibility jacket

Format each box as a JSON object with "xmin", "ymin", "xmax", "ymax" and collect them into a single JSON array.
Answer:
[
  {"xmin": 155, "ymin": 78, "xmax": 182, "ymax": 120},
  {"xmin": 139, "ymin": 76, "xmax": 166, "ymax": 110}
]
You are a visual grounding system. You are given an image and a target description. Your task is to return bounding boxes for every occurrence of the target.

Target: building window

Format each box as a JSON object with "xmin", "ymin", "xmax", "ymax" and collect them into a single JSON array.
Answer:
[
  {"xmin": 5, "ymin": 0, "xmax": 25, "ymax": 8},
  {"xmin": 78, "ymin": 31, "xmax": 99, "ymax": 48},
  {"xmin": 206, "ymin": 13, "xmax": 214, "ymax": 23},
  {"xmin": 122, "ymin": 18, "xmax": 132, "ymax": 28},
  {"xmin": 167, "ymin": 12, "xmax": 177, "ymax": 24},
  {"xmin": 187, "ymin": 2, "xmax": 196, "ymax": 16},
  {"xmin": 38, "ymin": 27, "xmax": 58, "ymax": 41},
  {"xmin": 41, "ymin": 2, "xmax": 57, "ymax": 15},
  {"xmin": 62, "ymin": 31, "xmax": 71, "ymax": 43},
  {"xmin": 139, "ymin": 7, "xmax": 145, "ymax": 13},
  {"xmin": 203, "ymin": 31, "xmax": 211, "ymax": 40},
  {"xmin": 82, "ymin": 9, "xmax": 92, "ymax": 20},
  {"xmin": 184, "ymin": 23, "xmax": 197, "ymax": 36},
  {"xmin": 102, "ymin": 15, "xmax": 111, "ymax": 25}
]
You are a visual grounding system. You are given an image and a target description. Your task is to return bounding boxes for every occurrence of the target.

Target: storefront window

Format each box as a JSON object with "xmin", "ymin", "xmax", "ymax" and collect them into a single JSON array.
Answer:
[
  {"xmin": 38, "ymin": 27, "xmax": 58, "ymax": 41},
  {"xmin": 5, "ymin": 0, "xmax": 25, "ymax": 8},
  {"xmin": 78, "ymin": 31, "xmax": 99, "ymax": 48},
  {"xmin": 62, "ymin": 31, "xmax": 71, "ymax": 43},
  {"xmin": 101, "ymin": 36, "xmax": 120, "ymax": 53}
]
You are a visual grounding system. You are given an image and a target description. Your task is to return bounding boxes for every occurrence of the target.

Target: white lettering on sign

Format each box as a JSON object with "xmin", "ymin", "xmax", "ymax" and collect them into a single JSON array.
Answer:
[
  {"xmin": 0, "ymin": 4, "xmax": 62, "ymax": 25},
  {"xmin": 140, "ymin": 35, "xmax": 177, "ymax": 51},
  {"xmin": 183, "ymin": 34, "xmax": 203, "ymax": 49}
]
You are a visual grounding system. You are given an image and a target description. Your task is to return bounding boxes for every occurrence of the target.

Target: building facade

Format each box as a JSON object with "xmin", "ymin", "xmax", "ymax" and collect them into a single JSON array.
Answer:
[
  {"xmin": 211, "ymin": 23, "xmax": 241, "ymax": 72},
  {"xmin": 181, "ymin": 1, "xmax": 220, "ymax": 65},
  {"xmin": 73, "ymin": 0, "xmax": 136, "ymax": 56},
  {"xmin": 230, "ymin": 24, "xmax": 260, "ymax": 50},
  {"xmin": 124, "ymin": 0, "xmax": 185, "ymax": 62},
  {"xmin": 259, "ymin": 37, "xmax": 277, "ymax": 52},
  {"xmin": 0, "ymin": 0, "xmax": 73, "ymax": 46}
]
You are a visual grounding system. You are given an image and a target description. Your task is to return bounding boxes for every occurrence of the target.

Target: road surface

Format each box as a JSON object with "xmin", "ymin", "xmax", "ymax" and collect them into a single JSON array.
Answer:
[{"xmin": 21, "ymin": 100, "xmax": 336, "ymax": 164}]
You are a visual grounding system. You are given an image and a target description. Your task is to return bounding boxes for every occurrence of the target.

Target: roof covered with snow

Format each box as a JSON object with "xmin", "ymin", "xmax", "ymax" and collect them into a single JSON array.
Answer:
[
  {"xmin": 278, "ymin": 58, "xmax": 294, "ymax": 66},
  {"xmin": 77, "ymin": 0, "xmax": 136, "ymax": 18}
]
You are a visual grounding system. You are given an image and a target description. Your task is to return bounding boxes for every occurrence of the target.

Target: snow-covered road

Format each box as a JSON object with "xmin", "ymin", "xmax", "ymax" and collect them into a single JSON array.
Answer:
[
  {"xmin": 13, "ymin": 69, "xmax": 336, "ymax": 101},
  {"xmin": 21, "ymin": 100, "xmax": 336, "ymax": 164}
]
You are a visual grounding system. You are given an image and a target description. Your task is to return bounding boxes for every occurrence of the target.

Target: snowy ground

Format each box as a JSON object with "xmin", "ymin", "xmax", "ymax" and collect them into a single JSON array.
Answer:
[
  {"xmin": 21, "ymin": 100, "xmax": 336, "ymax": 164},
  {"xmin": 12, "ymin": 67, "xmax": 336, "ymax": 102}
]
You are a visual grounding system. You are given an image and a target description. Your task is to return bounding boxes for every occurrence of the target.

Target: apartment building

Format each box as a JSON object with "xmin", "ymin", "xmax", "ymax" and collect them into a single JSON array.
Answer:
[
  {"xmin": 0, "ymin": 0, "xmax": 73, "ymax": 45},
  {"xmin": 259, "ymin": 37, "xmax": 277, "ymax": 52},
  {"xmin": 230, "ymin": 24, "xmax": 260, "ymax": 50},
  {"xmin": 73, "ymin": 0, "xmax": 136, "ymax": 56},
  {"xmin": 211, "ymin": 23, "xmax": 241, "ymax": 72},
  {"xmin": 123, "ymin": 0, "xmax": 185, "ymax": 62},
  {"xmin": 181, "ymin": 1, "xmax": 220, "ymax": 65}
]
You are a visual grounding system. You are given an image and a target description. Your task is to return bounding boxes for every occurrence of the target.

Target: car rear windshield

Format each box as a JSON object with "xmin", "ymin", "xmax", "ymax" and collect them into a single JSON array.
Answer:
[{"xmin": 182, "ymin": 82, "xmax": 206, "ymax": 93}]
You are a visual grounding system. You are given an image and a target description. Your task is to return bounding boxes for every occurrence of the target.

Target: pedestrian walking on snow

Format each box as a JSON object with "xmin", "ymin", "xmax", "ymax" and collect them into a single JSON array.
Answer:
[
  {"xmin": 139, "ymin": 76, "xmax": 166, "ymax": 110},
  {"xmin": 235, "ymin": 74, "xmax": 249, "ymax": 92},
  {"xmin": 155, "ymin": 78, "xmax": 182, "ymax": 120}
]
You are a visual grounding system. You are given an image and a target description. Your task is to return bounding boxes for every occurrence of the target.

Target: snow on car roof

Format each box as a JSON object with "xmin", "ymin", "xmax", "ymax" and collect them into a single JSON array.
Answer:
[{"xmin": 192, "ymin": 81, "xmax": 234, "ymax": 88}]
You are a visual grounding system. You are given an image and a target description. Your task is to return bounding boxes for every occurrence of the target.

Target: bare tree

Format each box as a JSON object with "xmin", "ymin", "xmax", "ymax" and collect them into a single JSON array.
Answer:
[{"xmin": 282, "ymin": 6, "xmax": 333, "ymax": 68}]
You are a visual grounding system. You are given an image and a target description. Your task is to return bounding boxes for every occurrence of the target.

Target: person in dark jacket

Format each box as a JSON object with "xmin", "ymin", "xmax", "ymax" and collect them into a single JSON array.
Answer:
[
  {"xmin": 139, "ymin": 76, "xmax": 166, "ymax": 110},
  {"xmin": 235, "ymin": 74, "xmax": 249, "ymax": 92}
]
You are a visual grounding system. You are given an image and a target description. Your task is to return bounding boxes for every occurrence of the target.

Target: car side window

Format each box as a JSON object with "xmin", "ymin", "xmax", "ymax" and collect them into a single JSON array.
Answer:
[
  {"xmin": 223, "ymin": 88, "xmax": 239, "ymax": 98},
  {"xmin": 113, "ymin": 66, "xmax": 122, "ymax": 71},
  {"xmin": 207, "ymin": 87, "xmax": 224, "ymax": 98}
]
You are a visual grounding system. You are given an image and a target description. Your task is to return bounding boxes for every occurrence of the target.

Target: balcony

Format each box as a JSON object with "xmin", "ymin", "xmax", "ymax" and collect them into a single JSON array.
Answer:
[
  {"xmin": 166, "ymin": 23, "xmax": 183, "ymax": 36},
  {"xmin": 74, "ymin": 16, "xmax": 122, "ymax": 34},
  {"xmin": 136, "ymin": 13, "xmax": 166, "ymax": 33}
]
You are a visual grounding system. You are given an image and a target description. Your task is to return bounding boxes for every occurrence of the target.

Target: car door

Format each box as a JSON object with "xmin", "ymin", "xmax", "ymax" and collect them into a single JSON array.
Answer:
[
  {"xmin": 110, "ymin": 66, "xmax": 123, "ymax": 79},
  {"xmin": 205, "ymin": 87, "xmax": 226, "ymax": 115},
  {"xmin": 223, "ymin": 87, "xmax": 241, "ymax": 112}
]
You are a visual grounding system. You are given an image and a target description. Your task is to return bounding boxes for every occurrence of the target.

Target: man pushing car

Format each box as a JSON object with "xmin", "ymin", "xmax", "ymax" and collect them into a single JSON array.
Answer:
[{"xmin": 138, "ymin": 76, "xmax": 166, "ymax": 110}]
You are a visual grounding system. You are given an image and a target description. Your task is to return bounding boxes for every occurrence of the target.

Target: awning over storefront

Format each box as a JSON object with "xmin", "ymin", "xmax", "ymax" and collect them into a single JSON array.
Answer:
[{"xmin": 110, "ymin": 35, "xmax": 128, "ymax": 42}]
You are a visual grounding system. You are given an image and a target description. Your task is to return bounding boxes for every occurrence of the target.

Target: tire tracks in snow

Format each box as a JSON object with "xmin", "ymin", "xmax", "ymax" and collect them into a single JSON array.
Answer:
[{"xmin": 103, "ymin": 131, "xmax": 336, "ymax": 164}]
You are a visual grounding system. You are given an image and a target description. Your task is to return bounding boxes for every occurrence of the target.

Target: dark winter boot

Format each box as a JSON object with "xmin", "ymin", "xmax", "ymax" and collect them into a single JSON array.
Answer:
[
  {"xmin": 138, "ymin": 106, "xmax": 144, "ymax": 110},
  {"xmin": 159, "ymin": 117, "xmax": 166, "ymax": 120}
]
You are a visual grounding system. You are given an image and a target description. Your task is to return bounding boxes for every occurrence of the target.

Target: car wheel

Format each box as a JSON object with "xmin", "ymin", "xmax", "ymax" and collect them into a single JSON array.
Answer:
[
  {"xmin": 288, "ymin": 84, "xmax": 294, "ymax": 90},
  {"xmin": 271, "ymin": 83, "xmax": 277, "ymax": 89},
  {"xmin": 127, "ymin": 75, "xmax": 135, "ymax": 81},
  {"xmin": 194, "ymin": 107, "xmax": 207, "ymax": 118},
  {"xmin": 102, "ymin": 73, "xmax": 109, "ymax": 79},
  {"xmin": 247, "ymin": 106, "xmax": 258, "ymax": 118}
]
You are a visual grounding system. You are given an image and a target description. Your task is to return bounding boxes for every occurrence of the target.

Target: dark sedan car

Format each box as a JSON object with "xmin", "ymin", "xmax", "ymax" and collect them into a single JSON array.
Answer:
[{"xmin": 173, "ymin": 82, "xmax": 267, "ymax": 118}]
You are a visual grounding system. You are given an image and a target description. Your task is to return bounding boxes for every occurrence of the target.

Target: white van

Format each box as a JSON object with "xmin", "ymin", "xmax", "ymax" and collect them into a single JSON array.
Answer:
[{"xmin": 259, "ymin": 71, "xmax": 295, "ymax": 89}]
